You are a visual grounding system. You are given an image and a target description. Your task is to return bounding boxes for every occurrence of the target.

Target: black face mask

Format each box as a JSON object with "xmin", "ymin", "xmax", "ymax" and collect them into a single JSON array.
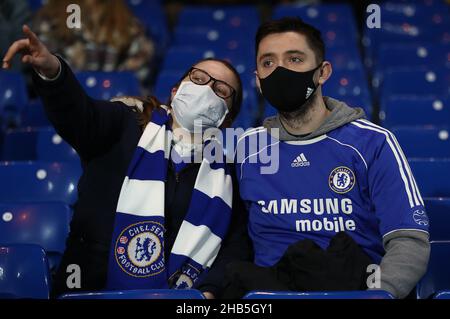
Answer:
[{"xmin": 259, "ymin": 64, "xmax": 322, "ymax": 113}]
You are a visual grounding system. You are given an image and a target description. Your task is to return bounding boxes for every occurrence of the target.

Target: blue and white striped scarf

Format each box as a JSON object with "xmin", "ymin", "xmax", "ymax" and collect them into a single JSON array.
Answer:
[{"xmin": 106, "ymin": 107, "xmax": 232, "ymax": 290}]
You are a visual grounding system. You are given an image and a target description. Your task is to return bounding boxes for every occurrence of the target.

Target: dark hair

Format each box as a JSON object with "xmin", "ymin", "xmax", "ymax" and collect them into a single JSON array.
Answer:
[
  {"xmin": 134, "ymin": 58, "xmax": 243, "ymax": 130},
  {"xmin": 255, "ymin": 17, "xmax": 325, "ymax": 64}
]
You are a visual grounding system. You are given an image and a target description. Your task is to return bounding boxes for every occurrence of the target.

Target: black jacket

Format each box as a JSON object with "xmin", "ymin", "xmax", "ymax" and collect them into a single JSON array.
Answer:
[{"xmin": 33, "ymin": 57, "xmax": 252, "ymax": 297}]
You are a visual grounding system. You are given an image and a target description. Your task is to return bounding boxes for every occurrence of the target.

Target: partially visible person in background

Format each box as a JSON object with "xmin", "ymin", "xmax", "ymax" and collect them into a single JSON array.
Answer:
[
  {"xmin": 32, "ymin": 0, "xmax": 155, "ymax": 86},
  {"xmin": 0, "ymin": 0, "xmax": 31, "ymax": 71}
]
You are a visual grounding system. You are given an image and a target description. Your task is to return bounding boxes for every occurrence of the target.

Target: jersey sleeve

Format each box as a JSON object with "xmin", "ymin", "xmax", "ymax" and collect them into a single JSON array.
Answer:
[{"xmin": 367, "ymin": 132, "xmax": 429, "ymax": 238}]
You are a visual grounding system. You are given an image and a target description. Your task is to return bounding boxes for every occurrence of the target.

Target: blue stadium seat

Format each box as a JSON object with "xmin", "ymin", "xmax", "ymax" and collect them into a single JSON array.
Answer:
[
  {"xmin": 233, "ymin": 84, "xmax": 259, "ymax": 130},
  {"xmin": 59, "ymin": 289, "xmax": 205, "ymax": 299},
  {"xmin": 273, "ymin": 4, "xmax": 359, "ymax": 48},
  {"xmin": 153, "ymin": 70, "xmax": 185, "ymax": 103},
  {"xmin": 75, "ymin": 71, "xmax": 141, "ymax": 100},
  {"xmin": 382, "ymin": 68, "xmax": 450, "ymax": 96},
  {"xmin": 322, "ymin": 69, "xmax": 372, "ymax": 116},
  {"xmin": 273, "ymin": 4, "xmax": 358, "ymax": 32},
  {"xmin": 161, "ymin": 46, "xmax": 255, "ymax": 75},
  {"xmin": 172, "ymin": 27, "xmax": 254, "ymax": 55},
  {"xmin": 434, "ymin": 291, "xmax": 450, "ymax": 299},
  {"xmin": 416, "ymin": 241, "xmax": 450, "ymax": 299},
  {"xmin": 125, "ymin": 0, "xmax": 169, "ymax": 52},
  {"xmin": 380, "ymin": 96, "xmax": 450, "ymax": 129},
  {"xmin": 0, "ymin": 202, "xmax": 71, "ymax": 270},
  {"xmin": 2, "ymin": 128, "xmax": 78, "ymax": 162},
  {"xmin": 381, "ymin": 2, "xmax": 450, "ymax": 26},
  {"xmin": 0, "ymin": 244, "xmax": 50, "ymax": 299},
  {"xmin": 0, "ymin": 162, "xmax": 81, "ymax": 204},
  {"xmin": 27, "ymin": 0, "xmax": 46, "ymax": 12},
  {"xmin": 243, "ymin": 290, "xmax": 394, "ymax": 299},
  {"xmin": 21, "ymin": 100, "xmax": 51, "ymax": 127},
  {"xmin": 424, "ymin": 198, "xmax": 450, "ymax": 241},
  {"xmin": 326, "ymin": 47, "xmax": 364, "ymax": 71},
  {"xmin": 0, "ymin": 72, "xmax": 28, "ymax": 127},
  {"xmin": 177, "ymin": 5, "xmax": 259, "ymax": 30},
  {"xmin": 392, "ymin": 127, "xmax": 450, "ymax": 158},
  {"xmin": 377, "ymin": 43, "xmax": 450, "ymax": 72},
  {"xmin": 409, "ymin": 159, "xmax": 450, "ymax": 197},
  {"xmin": 363, "ymin": 23, "xmax": 449, "ymax": 70}
]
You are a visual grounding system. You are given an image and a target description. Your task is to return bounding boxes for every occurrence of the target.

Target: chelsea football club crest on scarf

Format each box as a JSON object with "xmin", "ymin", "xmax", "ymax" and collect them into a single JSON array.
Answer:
[{"xmin": 115, "ymin": 221, "xmax": 165, "ymax": 278}]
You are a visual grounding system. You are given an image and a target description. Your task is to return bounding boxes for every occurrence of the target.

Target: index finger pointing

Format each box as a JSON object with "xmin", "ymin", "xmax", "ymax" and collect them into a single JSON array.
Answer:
[{"xmin": 23, "ymin": 25, "xmax": 41, "ymax": 46}]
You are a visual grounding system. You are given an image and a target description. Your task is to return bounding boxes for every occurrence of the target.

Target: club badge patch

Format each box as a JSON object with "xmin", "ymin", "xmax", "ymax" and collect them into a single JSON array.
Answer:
[
  {"xmin": 413, "ymin": 209, "xmax": 429, "ymax": 226},
  {"xmin": 329, "ymin": 166, "xmax": 356, "ymax": 194},
  {"xmin": 115, "ymin": 221, "xmax": 165, "ymax": 278}
]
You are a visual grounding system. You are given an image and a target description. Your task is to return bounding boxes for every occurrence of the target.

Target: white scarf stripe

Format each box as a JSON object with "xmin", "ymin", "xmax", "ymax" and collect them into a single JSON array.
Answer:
[
  {"xmin": 194, "ymin": 161, "xmax": 233, "ymax": 208},
  {"xmin": 116, "ymin": 177, "xmax": 165, "ymax": 217},
  {"xmin": 137, "ymin": 122, "xmax": 172, "ymax": 158},
  {"xmin": 171, "ymin": 221, "xmax": 222, "ymax": 268}
]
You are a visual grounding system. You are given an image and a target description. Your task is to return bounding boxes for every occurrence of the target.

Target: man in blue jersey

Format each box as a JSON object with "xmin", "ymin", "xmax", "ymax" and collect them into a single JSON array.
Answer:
[{"xmin": 235, "ymin": 17, "xmax": 430, "ymax": 299}]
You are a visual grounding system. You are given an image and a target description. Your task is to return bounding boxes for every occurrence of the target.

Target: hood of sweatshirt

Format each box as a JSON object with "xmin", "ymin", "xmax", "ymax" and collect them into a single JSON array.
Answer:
[{"xmin": 263, "ymin": 96, "xmax": 366, "ymax": 141}]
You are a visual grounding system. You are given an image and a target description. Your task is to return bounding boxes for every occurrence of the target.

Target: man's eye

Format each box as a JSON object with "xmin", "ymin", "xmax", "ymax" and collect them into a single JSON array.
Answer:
[
  {"xmin": 262, "ymin": 60, "xmax": 273, "ymax": 68},
  {"xmin": 290, "ymin": 57, "xmax": 302, "ymax": 63}
]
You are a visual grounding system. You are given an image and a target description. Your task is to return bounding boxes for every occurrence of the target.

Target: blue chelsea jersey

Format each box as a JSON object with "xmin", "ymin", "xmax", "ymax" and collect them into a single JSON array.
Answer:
[{"xmin": 236, "ymin": 119, "xmax": 429, "ymax": 267}]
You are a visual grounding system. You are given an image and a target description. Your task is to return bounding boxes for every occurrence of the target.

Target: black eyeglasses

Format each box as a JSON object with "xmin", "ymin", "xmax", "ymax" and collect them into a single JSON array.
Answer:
[{"xmin": 188, "ymin": 67, "xmax": 236, "ymax": 100}]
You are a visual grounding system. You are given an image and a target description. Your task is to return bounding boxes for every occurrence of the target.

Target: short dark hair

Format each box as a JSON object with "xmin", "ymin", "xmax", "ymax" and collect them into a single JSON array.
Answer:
[{"xmin": 255, "ymin": 17, "xmax": 325, "ymax": 64}]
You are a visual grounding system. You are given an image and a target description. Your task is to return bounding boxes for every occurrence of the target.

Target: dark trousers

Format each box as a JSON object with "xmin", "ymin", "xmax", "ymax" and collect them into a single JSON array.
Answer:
[{"xmin": 51, "ymin": 236, "xmax": 110, "ymax": 298}]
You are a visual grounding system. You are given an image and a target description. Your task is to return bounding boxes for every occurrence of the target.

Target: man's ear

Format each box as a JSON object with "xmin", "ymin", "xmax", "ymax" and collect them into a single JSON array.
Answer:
[
  {"xmin": 254, "ymin": 70, "xmax": 262, "ymax": 94},
  {"xmin": 318, "ymin": 61, "xmax": 332, "ymax": 86}
]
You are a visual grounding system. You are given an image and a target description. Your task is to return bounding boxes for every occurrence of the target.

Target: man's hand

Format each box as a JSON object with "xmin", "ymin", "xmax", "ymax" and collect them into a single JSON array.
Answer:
[
  {"xmin": 2, "ymin": 25, "xmax": 60, "ymax": 78},
  {"xmin": 203, "ymin": 292, "xmax": 215, "ymax": 299}
]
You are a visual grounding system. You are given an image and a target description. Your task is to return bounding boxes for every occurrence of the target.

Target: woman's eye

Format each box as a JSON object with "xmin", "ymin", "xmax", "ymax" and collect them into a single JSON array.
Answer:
[{"xmin": 194, "ymin": 76, "xmax": 205, "ymax": 83}]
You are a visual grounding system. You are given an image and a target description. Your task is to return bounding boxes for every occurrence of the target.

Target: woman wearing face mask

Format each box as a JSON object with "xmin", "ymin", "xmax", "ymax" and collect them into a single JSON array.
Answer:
[{"xmin": 2, "ymin": 25, "xmax": 252, "ymax": 298}]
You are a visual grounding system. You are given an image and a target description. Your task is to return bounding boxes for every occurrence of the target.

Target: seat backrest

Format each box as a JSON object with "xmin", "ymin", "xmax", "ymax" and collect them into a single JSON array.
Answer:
[
  {"xmin": 392, "ymin": 127, "xmax": 450, "ymax": 158},
  {"xmin": 409, "ymin": 159, "xmax": 450, "ymax": 197},
  {"xmin": 59, "ymin": 289, "xmax": 205, "ymax": 299},
  {"xmin": 0, "ymin": 72, "xmax": 28, "ymax": 112},
  {"xmin": 416, "ymin": 241, "xmax": 450, "ymax": 299},
  {"xmin": 177, "ymin": 5, "xmax": 260, "ymax": 29},
  {"xmin": 2, "ymin": 128, "xmax": 79, "ymax": 162},
  {"xmin": 75, "ymin": 71, "xmax": 141, "ymax": 100},
  {"xmin": 0, "ymin": 202, "xmax": 71, "ymax": 255},
  {"xmin": 0, "ymin": 244, "xmax": 50, "ymax": 299},
  {"xmin": 424, "ymin": 198, "xmax": 450, "ymax": 241},
  {"xmin": 380, "ymin": 96, "xmax": 450, "ymax": 128},
  {"xmin": 0, "ymin": 162, "xmax": 81, "ymax": 204},
  {"xmin": 382, "ymin": 68, "xmax": 449, "ymax": 96},
  {"xmin": 243, "ymin": 290, "xmax": 394, "ymax": 299}
]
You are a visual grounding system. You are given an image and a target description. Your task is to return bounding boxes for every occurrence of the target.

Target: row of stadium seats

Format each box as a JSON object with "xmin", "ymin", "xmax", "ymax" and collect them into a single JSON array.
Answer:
[
  {"xmin": 2, "ymin": 240, "xmax": 449, "ymax": 299},
  {"xmin": 1, "ymin": 3, "xmax": 448, "ymax": 129},
  {"xmin": 2, "ymin": 126, "xmax": 449, "ymax": 161}
]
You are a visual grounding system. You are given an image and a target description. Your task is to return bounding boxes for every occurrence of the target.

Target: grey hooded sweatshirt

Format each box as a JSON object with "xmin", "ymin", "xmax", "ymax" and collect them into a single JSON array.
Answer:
[{"xmin": 263, "ymin": 97, "xmax": 430, "ymax": 299}]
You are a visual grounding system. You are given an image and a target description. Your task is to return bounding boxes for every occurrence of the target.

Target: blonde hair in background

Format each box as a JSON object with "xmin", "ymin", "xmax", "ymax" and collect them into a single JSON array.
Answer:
[{"xmin": 35, "ymin": 0, "xmax": 141, "ymax": 51}]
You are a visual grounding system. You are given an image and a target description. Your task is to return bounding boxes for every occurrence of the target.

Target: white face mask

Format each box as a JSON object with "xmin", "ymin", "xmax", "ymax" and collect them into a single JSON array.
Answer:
[{"xmin": 170, "ymin": 81, "xmax": 230, "ymax": 132}]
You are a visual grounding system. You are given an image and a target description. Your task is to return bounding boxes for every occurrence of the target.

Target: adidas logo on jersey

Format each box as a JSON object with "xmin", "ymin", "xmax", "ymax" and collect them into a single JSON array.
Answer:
[
  {"xmin": 306, "ymin": 87, "xmax": 314, "ymax": 99},
  {"xmin": 291, "ymin": 153, "xmax": 310, "ymax": 167}
]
